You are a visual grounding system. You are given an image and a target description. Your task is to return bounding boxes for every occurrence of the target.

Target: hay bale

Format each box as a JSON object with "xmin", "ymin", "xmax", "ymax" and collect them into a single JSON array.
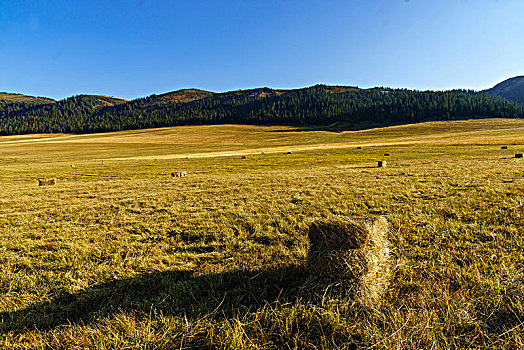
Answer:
[
  {"xmin": 384, "ymin": 153, "xmax": 391, "ymax": 156},
  {"xmin": 171, "ymin": 171, "xmax": 187, "ymax": 177},
  {"xmin": 38, "ymin": 178, "xmax": 56, "ymax": 186},
  {"xmin": 516, "ymin": 153, "xmax": 523, "ymax": 158},
  {"xmin": 241, "ymin": 156, "xmax": 247, "ymax": 159},
  {"xmin": 307, "ymin": 248, "xmax": 367, "ymax": 279},
  {"xmin": 308, "ymin": 216, "xmax": 372, "ymax": 249},
  {"xmin": 501, "ymin": 146, "xmax": 508, "ymax": 149},
  {"xmin": 286, "ymin": 151, "xmax": 292, "ymax": 154},
  {"xmin": 357, "ymin": 146, "xmax": 362, "ymax": 149},
  {"xmin": 378, "ymin": 160, "xmax": 386, "ymax": 167},
  {"xmin": 70, "ymin": 164, "xmax": 75, "ymax": 168},
  {"xmin": 306, "ymin": 216, "xmax": 391, "ymax": 306}
]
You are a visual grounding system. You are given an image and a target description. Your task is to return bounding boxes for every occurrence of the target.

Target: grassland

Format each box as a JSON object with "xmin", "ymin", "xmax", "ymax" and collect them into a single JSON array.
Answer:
[{"xmin": 0, "ymin": 118, "xmax": 523, "ymax": 349}]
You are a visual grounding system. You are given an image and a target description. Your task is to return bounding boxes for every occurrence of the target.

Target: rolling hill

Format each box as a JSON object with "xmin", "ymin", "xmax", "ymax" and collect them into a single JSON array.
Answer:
[
  {"xmin": 483, "ymin": 75, "xmax": 524, "ymax": 106},
  {"xmin": 145, "ymin": 89, "xmax": 215, "ymax": 107},
  {"xmin": 0, "ymin": 85, "xmax": 522, "ymax": 135},
  {"xmin": 0, "ymin": 93, "xmax": 55, "ymax": 105}
]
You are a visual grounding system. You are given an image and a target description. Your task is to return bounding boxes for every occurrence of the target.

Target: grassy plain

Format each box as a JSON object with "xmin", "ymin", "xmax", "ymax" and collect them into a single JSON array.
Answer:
[{"xmin": 0, "ymin": 118, "xmax": 523, "ymax": 349}]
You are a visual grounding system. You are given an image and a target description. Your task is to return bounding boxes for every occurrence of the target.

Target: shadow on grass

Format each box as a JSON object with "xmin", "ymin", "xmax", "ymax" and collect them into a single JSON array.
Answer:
[
  {"xmin": 266, "ymin": 121, "xmax": 406, "ymax": 133},
  {"xmin": 354, "ymin": 165, "xmax": 381, "ymax": 169},
  {"xmin": 0, "ymin": 265, "xmax": 313, "ymax": 334}
]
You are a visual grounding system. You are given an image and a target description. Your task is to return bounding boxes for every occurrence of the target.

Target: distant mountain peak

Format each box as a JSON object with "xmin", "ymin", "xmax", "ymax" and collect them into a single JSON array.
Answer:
[{"xmin": 484, "ymin": 75, "xmax": 524, "ymax": 105}]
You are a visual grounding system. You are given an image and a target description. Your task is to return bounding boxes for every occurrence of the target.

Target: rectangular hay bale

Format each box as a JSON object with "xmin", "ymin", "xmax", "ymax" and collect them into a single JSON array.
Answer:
[{"xmin": 306, "ymin": 216, "xmax": 391, "ymax": 306}]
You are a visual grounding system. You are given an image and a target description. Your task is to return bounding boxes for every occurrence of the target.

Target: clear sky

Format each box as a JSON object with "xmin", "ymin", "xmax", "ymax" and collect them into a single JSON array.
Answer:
[{"xmin": 1, "ymin": 0, "xmax": 523, "ymax": 100}]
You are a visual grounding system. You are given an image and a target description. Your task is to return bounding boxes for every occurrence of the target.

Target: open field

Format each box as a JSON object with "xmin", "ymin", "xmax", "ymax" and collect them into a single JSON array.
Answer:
[{"xmin": 0, "ymin": 118, "xmax": 523, "ymax": 349}]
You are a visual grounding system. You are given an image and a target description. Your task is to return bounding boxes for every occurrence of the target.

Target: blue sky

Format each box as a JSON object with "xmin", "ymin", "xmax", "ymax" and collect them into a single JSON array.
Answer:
[{"xmin": 1, "ymin": 0, "xmax": 523, "ymax": 100}]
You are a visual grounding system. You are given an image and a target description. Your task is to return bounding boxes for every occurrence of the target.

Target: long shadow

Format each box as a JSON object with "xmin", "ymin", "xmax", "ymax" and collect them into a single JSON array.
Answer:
[
  {"xmin": 266, "ymin": 121, "xmax": 407, "ymax": 133},
  {"xmin": 0, "ymin": 265, "xmax": 313, "ymax": 334},
  {"xmin": 267, "ymin": 125, "xmax": 351, "ymax": 133}
]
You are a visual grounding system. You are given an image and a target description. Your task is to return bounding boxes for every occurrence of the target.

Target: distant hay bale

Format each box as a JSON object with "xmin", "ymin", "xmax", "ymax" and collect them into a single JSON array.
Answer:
[
  {"xmin": 38, "ymin": 178, "xmax": 56, "ymax": 186},
  {"xmin": 241, "ymin": 156, "xmax": 247, "ymax": 159},
  {"xmin": 357, "ymin": 146, "xmax": 362, "ymax": 149},
  {"xmin": 306, "ymin": 216, "xmax": 391, "ymax": 306},
  {"xmin": 286, "ymin": 151, "xmax": 292, "ymax": 154},
  {"xmin": 171, "ymin": 171, "xmax": 187, "ymax": 177},
  {"xmin": 501, "ymin": 146, "xmax": 508, "ymax": 149},
  {"xmin": 70, "ymin": 164, "xmax": 75, "ymax": 168},
  {"xmin": 384, "ymin": 153, "xmax": 391, "ymax": 156},
  {"xmin": 516, "ymin": 153, "xmax": 523, "ymax": 158},
  {"xmin": 378, "ymin": 160, "xmax": 386, "ymax": 167}
]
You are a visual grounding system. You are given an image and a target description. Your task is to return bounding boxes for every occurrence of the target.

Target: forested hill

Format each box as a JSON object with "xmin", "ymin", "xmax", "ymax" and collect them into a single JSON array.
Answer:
[
  {"xmin": 0, "ymin": 85, "xmax": 522, "ymax": 135},
  {"xmin": 0, "ymin": 93, "xmax": 56, "ymax": 118}
]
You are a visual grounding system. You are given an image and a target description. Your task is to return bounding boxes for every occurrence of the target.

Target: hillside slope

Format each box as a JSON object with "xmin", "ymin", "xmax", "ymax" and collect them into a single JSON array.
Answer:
[
  {"xmin": 146, "ymin": 89, "xmax": 214, "ymax": 106},
  {"xmin": 0, "ymin": 95, "xmax": 127, "ymax": 134},
  {"xmin": 0, "ymin": 93, "xmax": 55, "ymax": 105},
  {"xmin": 484, "ymin": 75, "xmax": 524, "ymax": 105}
]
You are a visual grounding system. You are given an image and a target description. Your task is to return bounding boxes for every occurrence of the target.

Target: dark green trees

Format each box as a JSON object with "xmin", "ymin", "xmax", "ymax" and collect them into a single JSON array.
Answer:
[{"xmin": 0, "ymin": 86, "xmax": 522, "ymax": 135}]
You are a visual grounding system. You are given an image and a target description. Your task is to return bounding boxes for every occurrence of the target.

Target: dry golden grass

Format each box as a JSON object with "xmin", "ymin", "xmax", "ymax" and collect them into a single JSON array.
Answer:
[{"xmin": 0, "ymin": 118, "xmax": 523, "ymax": 349}]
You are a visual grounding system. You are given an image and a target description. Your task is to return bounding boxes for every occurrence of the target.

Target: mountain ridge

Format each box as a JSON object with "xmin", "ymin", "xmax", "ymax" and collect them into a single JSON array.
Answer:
[{"xmin": 0, "ymin": 83, "xmax": 522, "ymax": 135}]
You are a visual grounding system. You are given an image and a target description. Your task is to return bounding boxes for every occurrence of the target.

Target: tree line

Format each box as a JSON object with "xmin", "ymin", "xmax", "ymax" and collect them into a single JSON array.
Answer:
[{"xmin": 0, "ymin": 85, "xmax": 522, "ymax": 135}]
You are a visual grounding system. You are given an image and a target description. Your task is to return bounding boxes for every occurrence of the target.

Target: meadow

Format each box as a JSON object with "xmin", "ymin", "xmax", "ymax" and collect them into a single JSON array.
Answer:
[{"xmin": 0, "ymin": 118, "xmax": 523, "ymax": 349}]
